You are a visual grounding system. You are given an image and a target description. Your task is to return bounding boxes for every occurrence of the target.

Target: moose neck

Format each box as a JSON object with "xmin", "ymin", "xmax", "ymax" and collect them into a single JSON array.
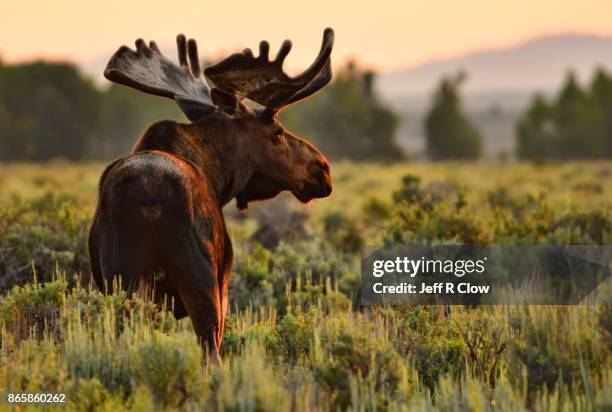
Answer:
[
  {"xmin": 196, "ymin": 119, "xmax": 257, "ymax": 206},
  {"xmin": 133, "ymin": 116, "xmax": 256, "ymax": 207}
]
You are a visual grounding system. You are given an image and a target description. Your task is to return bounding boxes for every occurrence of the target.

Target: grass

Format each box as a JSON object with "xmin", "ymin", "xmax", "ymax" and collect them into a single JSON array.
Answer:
[{"xmin": 0, "ymin": 160, "xmax": 610, "ymax": 411}]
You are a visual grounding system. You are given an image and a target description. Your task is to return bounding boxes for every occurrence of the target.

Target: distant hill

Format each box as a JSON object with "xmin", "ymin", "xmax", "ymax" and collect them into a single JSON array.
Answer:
[{"xmin": 378, "ymin": 33, "xmax": 612, "ymax": 102}]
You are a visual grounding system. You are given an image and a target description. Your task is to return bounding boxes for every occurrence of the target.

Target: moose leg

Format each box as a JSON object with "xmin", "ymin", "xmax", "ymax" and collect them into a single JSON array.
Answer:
[
  {"xmin": 217, "ymin": 233, "xmax": 233, "ymax": 347},
  {"xmin": 153, "ymin": 278, "xmax": 188, "ymax": 319},
  {"xmin": 162, "ymin": 228, "xmax": 222, "ymax": 360},
  {"xmin": 217, "ymin": 272, "xmax": 230, "ymax": 347},
  {"xmin": 88, "ymin": 213, "xmax": 105, "ymax": 291},
  {"xmin": 99, "ymin": 230, "xmax": 155, "ymax": 295}
]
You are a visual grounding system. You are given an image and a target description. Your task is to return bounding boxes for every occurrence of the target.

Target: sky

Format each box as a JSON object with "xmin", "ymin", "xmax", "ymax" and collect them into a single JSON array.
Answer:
[{"xmin": 1, "ymin": 0, "xmax": 612, "ymax": 72}]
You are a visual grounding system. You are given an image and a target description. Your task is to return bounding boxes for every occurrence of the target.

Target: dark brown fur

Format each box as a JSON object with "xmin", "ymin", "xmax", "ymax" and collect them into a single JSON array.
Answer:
[{"xmin": 89, "ymin": 107, "xmax": 332, "ymax": 360}]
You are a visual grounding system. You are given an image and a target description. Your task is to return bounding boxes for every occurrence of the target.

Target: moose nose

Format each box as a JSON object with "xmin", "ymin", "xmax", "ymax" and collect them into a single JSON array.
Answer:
[
  {"xmin": 320, "ymin": 169, "xmax": 332, "ymax": 196},
  {"xmin": 322, "ymin": 180, "xmax": 332, "ymax": 196}
]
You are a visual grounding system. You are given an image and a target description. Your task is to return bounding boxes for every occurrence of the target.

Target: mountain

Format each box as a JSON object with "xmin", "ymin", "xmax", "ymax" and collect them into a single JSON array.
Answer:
[{"xmin": 377, "ymin": 33, "xmax": 612, "ymax": 102}]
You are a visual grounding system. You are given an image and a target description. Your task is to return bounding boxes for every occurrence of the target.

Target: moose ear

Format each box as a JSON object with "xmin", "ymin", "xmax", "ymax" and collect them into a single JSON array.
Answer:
[{"xmin": 211, "ymin": 88, "xmax": 239, "ymax": 115}]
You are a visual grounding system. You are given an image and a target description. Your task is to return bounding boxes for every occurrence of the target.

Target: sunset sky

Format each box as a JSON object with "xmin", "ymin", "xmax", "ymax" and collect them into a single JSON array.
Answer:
[{"xmin": 1, "ymin": 0, "xmax": 612, "ymax": 72}]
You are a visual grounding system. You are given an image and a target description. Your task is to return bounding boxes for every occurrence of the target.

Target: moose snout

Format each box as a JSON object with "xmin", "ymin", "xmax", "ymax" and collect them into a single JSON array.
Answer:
[
  {"xmin": 295, "ymin": 169, "xmax": 332, "ymax": 202},
  {"xmin": 313, "ymin": 169, "xmax": 332, "ymax": 198},
  {"xmin": 317, "ymin": 162, "xmax": 332, "ymax": 197},
  {"xmin": 315, "ymin": 158, "xmax": 332, "ymax": 191},
  {"xmin": 321, "ymin": 175, "xmax": 332, "ymax": 196}
]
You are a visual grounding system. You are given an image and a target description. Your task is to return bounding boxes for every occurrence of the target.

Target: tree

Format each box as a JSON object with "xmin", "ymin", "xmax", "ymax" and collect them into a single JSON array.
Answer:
[
  {"xmin": 555, "ymin": 72, "xmax": 603, "ymax": 158},
  {"xmin": 424, "ymin": 72, "xmax": 482, "ymax": 160},
  {"xmin": 516, "ymin": 95, "xmax": 557, "ymax": 161},
  {"xmin": 90, "ymin": 84, "xmax": 182, "ymax": 159},
  {"xmin": 0, "ymin": 61, "xmax": 100, "ymax": 160},
  {"xmin": 591, "ymin": 68, "xmax": 612, "ymax": 158},
  {"xmin": 281, "ymin": 61, "xmax": 403, "ymax": 161},
  {"xmin": 0, "ymin": 59, "xmax": 404, "ymax": 161},
  {"xmin": 0, "ymin": 61, "xmax": 182, "ymax": 160},
  {"xmin": 517, "ymin": 70, "xmax": 609, "ymax": 160}
]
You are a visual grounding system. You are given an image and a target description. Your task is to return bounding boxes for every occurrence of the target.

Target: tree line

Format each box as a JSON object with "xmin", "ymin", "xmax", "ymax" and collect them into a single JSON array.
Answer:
[
  {"xmin": 517, "ymin": 69, "xmax": 612, "ymax": 160},
  {"xmin": 0, "ymin": 60, "xmax": 402, "ymax": 161},
  {"xmin": 1, "ymin": 58, "xmax": 611, "ymax": 161},
  {"xmin": 424, "ymin": 68, "xmax": 612, "ymax": 161}
]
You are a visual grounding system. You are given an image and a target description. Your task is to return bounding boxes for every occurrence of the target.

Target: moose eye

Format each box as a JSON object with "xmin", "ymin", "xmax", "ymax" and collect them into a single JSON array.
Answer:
[{"xmin": 273, "ymin": 128, "xmax": 284, "ymax": 139}]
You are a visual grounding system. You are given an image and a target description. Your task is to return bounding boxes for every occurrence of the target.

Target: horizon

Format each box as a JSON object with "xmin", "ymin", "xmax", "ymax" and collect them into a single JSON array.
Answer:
[
  {"xmin": 383, "ymin": 31, "xmax": 612, "ymax": 73},
  {"xmin": 2, "ymin": 0, "xmax": 612, "ymax": 73}
]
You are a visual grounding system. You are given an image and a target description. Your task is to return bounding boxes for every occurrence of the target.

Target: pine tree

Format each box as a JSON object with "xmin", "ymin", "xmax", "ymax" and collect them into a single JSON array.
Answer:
[
  {"xmin": 517, "ymin": 69, "xmax": 610, "ymax": 160},
  {"xmin": 281, "ymin": 61, "xmax": 403, "ymax": 161},
  {"xmin": 591, "ymin": 68, "xmax": 612, "ymax": 158},
  {"xmin": 424, "ymin": 72, "xmax": 482, "ymax": 160},
  {"xmin": 516, "ymin": 95, "xmax": 557, "ymax": 160},
  {"xmin": 555, "ymin": 71, "xmax": 603, "ymax": 158}
]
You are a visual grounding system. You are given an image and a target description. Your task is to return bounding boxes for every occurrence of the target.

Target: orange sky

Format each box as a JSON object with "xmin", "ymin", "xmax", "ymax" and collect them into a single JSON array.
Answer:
[{"xmin": 1, "ymin": 0, "xmax": 612, "ymax": 71}]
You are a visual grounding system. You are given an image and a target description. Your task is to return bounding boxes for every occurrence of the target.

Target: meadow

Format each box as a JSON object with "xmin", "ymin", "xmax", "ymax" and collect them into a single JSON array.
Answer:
[{"xmin": 0, "ymin": 161, "xmax": 610, "ymax": 411}]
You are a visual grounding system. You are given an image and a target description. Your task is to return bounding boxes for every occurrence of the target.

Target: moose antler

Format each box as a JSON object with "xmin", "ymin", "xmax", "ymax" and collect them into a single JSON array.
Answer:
[
  {"xmin": 204, "ymin": 28, "xmax": 334, "ymax": 118},
  {"xmin": 104, "ymin": 35, "xmax": 215, "ymax": 121}
]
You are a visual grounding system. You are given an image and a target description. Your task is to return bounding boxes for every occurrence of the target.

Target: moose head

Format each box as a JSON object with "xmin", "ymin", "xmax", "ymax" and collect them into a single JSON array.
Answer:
[
  {"xmin": 104, "ymin": 29, "xmax": 334, "ymax": 210},
  {"xmin": 91, "ymin": 30, "xmax": 335, "ymax": 359}
]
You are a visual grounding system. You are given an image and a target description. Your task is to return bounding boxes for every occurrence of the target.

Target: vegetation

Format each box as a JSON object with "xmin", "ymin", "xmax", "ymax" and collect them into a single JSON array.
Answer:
[
  {"xmin": 0, "ymin": 62, "xmax": 102, "ymax": 160},
  {"xmin": 0, "ymin": 60, "xmax": 401, "ymax": 162},
  {"xmin": 517, "ymin": 68, "xmax": 612, "ymax": 160},
  {"xmin": 0, "ymin": 161, "xmax": 610, "ymax": 410},
  {"xmin": 424, "ymin": 72, "xmax": 483, "ymax": 160},
  {"xmin": 282, "ymin": 62, "xmax": 403, "ymax": 161},
  {"xmin": 5, "ymin": 59, "xmax": 612, "ymax": 165}
]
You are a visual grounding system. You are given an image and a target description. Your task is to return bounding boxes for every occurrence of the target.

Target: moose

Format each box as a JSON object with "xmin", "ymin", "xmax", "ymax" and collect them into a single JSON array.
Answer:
[{"xmin": 89, "ymin": 29, "xmax": 334, "ymax": 360}]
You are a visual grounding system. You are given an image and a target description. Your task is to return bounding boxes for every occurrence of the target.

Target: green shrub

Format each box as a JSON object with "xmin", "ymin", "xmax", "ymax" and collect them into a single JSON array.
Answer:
[
  {"xmin": 509, "ymin": 306, "xmax": 608, "ymax": 400},
  {"xmin": 322, "ymin": 211, "xmax": 364, "ymax": 254},
  {"xmin": 132, "ymin": 331, "xmax": 202, "ymax": 407},
  {"xmin": 362, "ymin": 196, "xmax": 392, "ymax": 221},
  {"xmin": 0, "ymin": 279, "xmax": 65, "ymax": 342},
  {"xmin": 0, "ymin": 192, "xmax": 91, "ymax": 292},
  {"xmin": 0, "ymin": 162, "xmax": 610, "ymax": 410},
  {"xmin": 267, "ymin": 308, "xmax": 317, "ymax": 365},
  {"xmin": 453, "ymin": 309, "xmax": 510, "ymax": 385}
]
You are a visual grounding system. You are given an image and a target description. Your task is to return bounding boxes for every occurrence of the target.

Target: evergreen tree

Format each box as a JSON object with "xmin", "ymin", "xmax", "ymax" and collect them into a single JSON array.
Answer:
[
  {"xmin": 90, "ymin": 84, "xmax": 182, "ymax": 159},
  {"xmin": 516, "ymin": 95, "xmax": 557, "ymax": 160},
  {"xmin": 0, "ymin": 62, "xmax": 100, "ymax": 160},
  {"xmin": 424, "ymin": 72, "xmax": 482, "ymax": 160},
  {"xmin": 591, "ymin": 68, "xmax": 612, "ymax": 157},
  {"xmin": 0, "ymin": 59, "xmax": 403, "ymax": 161},
  {"xmin": 281, "ymin": 61, "xmax": 403, "ymax": 161},
  {"xmin": 517, "ymin": 70, "xmax": 608, "ymax": 160},
  {"xmin": 555, "ymin": 72, "xmax": 603, "ymax": 158}
]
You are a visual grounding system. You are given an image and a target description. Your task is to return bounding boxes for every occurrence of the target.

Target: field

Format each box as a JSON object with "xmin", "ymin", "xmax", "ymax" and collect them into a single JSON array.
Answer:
[{"xmin": 0, "ymin": 161, "xmax": 610, "ymax": 411}]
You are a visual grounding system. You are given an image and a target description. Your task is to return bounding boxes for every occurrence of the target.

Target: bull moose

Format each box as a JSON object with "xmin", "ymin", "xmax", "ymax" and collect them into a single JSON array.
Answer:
[{"xmin": 89, "ymin": 29, "xmax": 335, "ymax": 360}]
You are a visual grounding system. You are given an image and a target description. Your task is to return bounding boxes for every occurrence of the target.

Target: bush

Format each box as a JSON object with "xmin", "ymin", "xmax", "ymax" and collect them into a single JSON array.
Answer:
[
  {"xmin": 0, "ymin": 192, "xmax": 91, "ymax": 292},
  {"xmin": 508, "ymin": 306, "xmax": 608, "ymax": 399},
  {"xmin": 0, "ymin": 279, "xmax": 65, "ymax": 342},
  {"xmin": 322, "ymin": 211, "xmax": 364, "ymax": 254},
  {"xmin": 0, "ymin": 162, "xmax": 610, "ymax": 410},
  {"xmin": 385, "ymin": 173, "xmax": 611, "ymax": 245},
  {"xmin": 132, "ymin": 331, "xmax": 202, "ymax": 407}
]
